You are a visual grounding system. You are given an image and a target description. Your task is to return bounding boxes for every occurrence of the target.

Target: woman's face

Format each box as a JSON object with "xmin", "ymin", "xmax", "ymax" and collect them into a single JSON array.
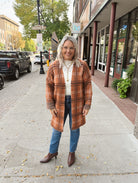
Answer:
[{"xmin": 61, "ymin": 40, "xmax": 75, "ymax": 61}]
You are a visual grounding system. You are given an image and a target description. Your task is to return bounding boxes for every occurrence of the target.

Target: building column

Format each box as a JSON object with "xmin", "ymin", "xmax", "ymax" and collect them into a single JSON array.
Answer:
[
  {"xmin": 78, "ymin": 36, "xmax": 81, "ymax": 58},
  {"xmin": 91, "ymin": 21, "xmax": 97, "ymax": 75},
  {"xmin": 104, "ymin": 3, "xmax": 117, "ymax": 87},
  {"xmin": 87, "ymin": 27, "xmax": 92, "ymax": 66},
  {"xmin": 81, "ymin": 34, "xmax": 85, "ymax": 60}
]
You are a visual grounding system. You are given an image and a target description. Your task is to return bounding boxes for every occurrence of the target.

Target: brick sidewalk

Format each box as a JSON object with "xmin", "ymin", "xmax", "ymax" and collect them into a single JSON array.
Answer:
[{"xmin": 92, "ymin": 70, "xmax": 137, "ymax": 124}]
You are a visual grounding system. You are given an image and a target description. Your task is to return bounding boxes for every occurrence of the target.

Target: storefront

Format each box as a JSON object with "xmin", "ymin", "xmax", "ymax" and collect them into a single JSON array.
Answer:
[
  {"xmin": 92, "ymin": 8, "xmax": 138, "ymax": 79},
  {"xmin": 73, "ymin": 0, "xmax": 138, "ymax": 102}
]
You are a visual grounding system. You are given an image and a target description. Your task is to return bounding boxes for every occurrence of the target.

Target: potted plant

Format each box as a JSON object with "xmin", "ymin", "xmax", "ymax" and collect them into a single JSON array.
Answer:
[
  {"xmin": 117, "ymin": 78, "xmax": 131, "ymax": 98},
  {"xmin": 117, "ymin": 63, "xmax": 135, "ymax": 98}
]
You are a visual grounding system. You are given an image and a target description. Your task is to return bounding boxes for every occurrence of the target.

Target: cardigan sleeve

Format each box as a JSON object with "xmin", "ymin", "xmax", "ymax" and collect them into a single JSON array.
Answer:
[
  {"xmin": 46, "ymin": 63, "xmax": 55, "ymax": 109},
  {"xmin": 83, "ymin": 61, "xmax": 92, "ymax": 110}
]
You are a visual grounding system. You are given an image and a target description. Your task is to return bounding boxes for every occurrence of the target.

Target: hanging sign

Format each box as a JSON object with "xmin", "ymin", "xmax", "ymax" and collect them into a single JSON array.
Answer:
[{"xmin": 72, "ymin": 23, "xmax": 81, "ymax": 34}]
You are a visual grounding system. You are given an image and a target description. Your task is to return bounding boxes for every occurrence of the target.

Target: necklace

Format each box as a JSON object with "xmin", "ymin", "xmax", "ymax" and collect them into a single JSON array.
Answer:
[{"xmin": 64, "ymin": 61, "xmax": 74, "ymax": 82}]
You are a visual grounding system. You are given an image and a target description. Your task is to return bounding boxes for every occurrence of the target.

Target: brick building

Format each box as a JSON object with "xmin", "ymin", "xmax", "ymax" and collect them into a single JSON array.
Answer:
[
  {"xmin": 0, "ymin": 15, "xmax": 19, "ymax": 50},
  {"xmin": 72, "ymin": 0, "xmax": 138, "ymax": 103}
]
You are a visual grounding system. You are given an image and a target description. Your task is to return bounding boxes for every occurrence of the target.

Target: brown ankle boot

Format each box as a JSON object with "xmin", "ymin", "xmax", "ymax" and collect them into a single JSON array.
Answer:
[
  {"xmin": 68, "ymin": 152, "xmax": 75, "ymax": 167},
  {"xmin": 40, "ymin": 152, "xmax": 58, "ymax": 163}
]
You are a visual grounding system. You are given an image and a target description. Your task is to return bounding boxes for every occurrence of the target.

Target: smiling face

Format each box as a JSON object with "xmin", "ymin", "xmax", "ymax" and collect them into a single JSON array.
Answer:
[{"xmin": 61, "ymin": 40, "xmax": 75, "ymax": 61}]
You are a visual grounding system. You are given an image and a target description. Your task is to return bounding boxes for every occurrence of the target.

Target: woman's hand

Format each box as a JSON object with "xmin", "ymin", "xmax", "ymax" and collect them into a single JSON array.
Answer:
[
  {"xmin": 82, "ymin": 108, "xmax": 89, "ymax": 116},
  {"xmin": 50, "ymin": 108, "xmax": 58, "ymax": 117}
]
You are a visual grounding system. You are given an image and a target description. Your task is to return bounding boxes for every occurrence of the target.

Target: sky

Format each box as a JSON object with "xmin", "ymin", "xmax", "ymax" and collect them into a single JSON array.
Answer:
[{"xmin": 0, "ymin": 0, "xmax": 74, "ymax": 33}]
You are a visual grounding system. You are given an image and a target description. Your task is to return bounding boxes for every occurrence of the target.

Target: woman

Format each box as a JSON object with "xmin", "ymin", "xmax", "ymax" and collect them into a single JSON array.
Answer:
[{"xmin": 40, "ymin": 35, "xmax": 92, "ymax": 167}]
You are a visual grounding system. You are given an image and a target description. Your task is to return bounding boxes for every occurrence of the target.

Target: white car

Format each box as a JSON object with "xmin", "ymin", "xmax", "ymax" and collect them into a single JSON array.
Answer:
[{"xmin": 34, "ymin": 54, "xmax": 46, "ymax": 64}]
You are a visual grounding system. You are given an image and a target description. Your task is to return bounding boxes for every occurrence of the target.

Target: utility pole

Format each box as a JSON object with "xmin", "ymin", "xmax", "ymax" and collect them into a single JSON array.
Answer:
[{"xmin": 37, "ymin": 0, "xmax": 45, "ymax": 74}]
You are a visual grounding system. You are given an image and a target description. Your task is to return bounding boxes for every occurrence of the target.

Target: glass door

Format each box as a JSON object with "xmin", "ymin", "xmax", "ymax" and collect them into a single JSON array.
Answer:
[{"xmin": 114, "ymin": 38, "xmax": 125, "ymax": 78}]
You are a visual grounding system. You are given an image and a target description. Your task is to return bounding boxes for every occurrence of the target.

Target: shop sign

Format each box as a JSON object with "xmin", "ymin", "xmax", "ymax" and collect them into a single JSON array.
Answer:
[{"xmin": 72, "ymin": 23, "xmax": 81, "ymax": 34}]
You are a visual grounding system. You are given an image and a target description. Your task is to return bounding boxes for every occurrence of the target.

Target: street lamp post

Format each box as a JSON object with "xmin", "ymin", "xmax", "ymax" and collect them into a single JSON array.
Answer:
[{"xmin": 37, "ymin": 0, "xmax": 45, "ymax": 74}]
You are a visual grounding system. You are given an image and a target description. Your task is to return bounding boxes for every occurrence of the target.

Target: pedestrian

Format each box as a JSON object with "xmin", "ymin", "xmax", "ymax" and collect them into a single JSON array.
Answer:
[{"xmin": 40, "ymin": 35, "xmax": 92, "ymax": 167}]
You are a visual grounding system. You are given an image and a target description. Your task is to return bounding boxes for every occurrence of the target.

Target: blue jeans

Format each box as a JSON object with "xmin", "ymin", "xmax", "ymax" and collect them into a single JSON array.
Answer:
[{"xmin": 49, "ymin": 96, "xmax": 80, "ymax": 154}]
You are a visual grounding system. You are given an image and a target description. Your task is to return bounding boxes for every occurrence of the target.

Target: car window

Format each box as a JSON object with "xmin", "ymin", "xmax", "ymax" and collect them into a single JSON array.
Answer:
[
  {"xmin": 0, "ymin": 52, "xmax": 17, "ymax": 58},
  {"xmin": 35, "ymin": 55, "xmax": 40, "ymax": 58},
  {"xmin": 19, "ymin": 53, "xmax": 23, "ymax": 59}
]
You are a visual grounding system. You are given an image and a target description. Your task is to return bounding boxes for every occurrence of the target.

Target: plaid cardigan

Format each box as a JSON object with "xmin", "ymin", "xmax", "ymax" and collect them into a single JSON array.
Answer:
[{"xmin": 46, "ymin": 59, "xmax": 92, "ymax": 132}]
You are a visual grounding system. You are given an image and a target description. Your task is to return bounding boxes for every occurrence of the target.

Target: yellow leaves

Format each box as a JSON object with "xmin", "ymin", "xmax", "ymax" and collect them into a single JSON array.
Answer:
[
  {"xmin": 85, "ymin": 153, "xmax": 97, "ymax": 161},
  {"xmin": 55, "ymin": 165, "xmax": 64, "ymax": 171},
  {"xmin": 46, "ymin": 173, "xmax": 54, "ymax": 179},
  {"xmin": 79, "ymin": 153, "xmax": 97, "ymax": 161},
  {"xmin": 22, "ymin": 158, "xmax": 27, "ymax": 163},
  {"xmin": 56, "ymin": 166, "xmax": 59, "ymax": 171},
  {"xmin": 7, "ymin": 150, "xmax": 10, "ymax": 154},
  {"xmin": 49, "ymin": 176, "xmax": 54, "ymax": 179},
  {"xmin": 90, "ymin": 153, "xmax": 94, "ymax": 157},
  {"xmin": 20, "ymin": 169, "xmax": 23, "ymax": 172}
]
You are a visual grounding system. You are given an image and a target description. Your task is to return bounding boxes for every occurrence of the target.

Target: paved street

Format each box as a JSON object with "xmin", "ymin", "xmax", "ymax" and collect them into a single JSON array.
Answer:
[
  {"xmin": 0, "ymin": 63, "xmax": 39, "ymax": 120},
  {"xmin": 0, "ymin": 65, "xmax": 138, "ymax": 183}
]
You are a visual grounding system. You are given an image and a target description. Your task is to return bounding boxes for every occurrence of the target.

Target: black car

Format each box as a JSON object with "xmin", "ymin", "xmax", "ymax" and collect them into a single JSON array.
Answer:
[
  {"xmin": 0, "ymin": 51, "xmax": 32, "ymax": 79},
  {"xmin": 43, "ymin": 50, "xmax": 51, "ymax": 61},
  {"xmin": 0, "ymin": 73, "xmax": 4, "ymax": 90}
]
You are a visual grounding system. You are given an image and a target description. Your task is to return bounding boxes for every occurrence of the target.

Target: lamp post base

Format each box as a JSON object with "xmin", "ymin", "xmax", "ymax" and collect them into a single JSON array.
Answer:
[{"xmin": 40, "ymin": 67, "xmax": 45, "ymax": 74}]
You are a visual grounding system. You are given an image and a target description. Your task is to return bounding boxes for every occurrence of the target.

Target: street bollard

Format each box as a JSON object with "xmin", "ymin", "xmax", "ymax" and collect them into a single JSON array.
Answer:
[{"xmin": 47, "ymin": 59, "xmax": 49, "ymax": 66}]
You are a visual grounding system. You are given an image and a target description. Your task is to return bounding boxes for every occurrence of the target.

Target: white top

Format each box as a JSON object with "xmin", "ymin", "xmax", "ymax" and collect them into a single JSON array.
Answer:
[{"xmin": 62, "ymin": 60, "xmax": 74, "ymax": 96}]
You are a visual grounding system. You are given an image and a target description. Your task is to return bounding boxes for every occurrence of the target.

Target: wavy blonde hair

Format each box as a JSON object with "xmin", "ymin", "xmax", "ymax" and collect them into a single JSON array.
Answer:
[{"xmin": 56, "ymin": 35, "xmax": 81, "ymax": 68}]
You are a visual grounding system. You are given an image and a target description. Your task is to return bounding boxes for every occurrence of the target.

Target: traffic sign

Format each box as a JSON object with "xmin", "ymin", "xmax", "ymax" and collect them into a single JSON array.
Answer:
[{"xmin": 32, "ymin": 25, "xmax": 46, "ymax": 30}]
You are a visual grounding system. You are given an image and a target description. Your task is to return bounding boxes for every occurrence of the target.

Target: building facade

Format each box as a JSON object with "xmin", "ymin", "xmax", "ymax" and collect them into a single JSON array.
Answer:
[
  {"xmin": 0, "ymin": 15, "xmax": 19, "ymax": 50},
  {"xmin": 73, "ymin": 0, "xmax": 138, "ymax": 102}
]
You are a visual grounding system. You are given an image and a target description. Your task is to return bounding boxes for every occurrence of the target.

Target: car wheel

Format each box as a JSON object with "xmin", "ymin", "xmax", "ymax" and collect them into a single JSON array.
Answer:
[
  {"xmin": 0, "ymin": 75, "xmax": 4, "ymax": 89},
  {"xmin": 27, "ymin": 64, "xmax": 32, "ymax": 73},
  {"xmin": 14, "ymin": 68, "xmax": 19, "ymax": 80}
]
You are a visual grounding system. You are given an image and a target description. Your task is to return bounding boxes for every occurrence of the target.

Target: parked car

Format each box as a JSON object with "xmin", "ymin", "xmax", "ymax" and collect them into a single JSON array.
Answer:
[
  {"xmin": 43, "ymin": 50, "xmax": 51, "ymax": 61},
  {"xmin": 0, "ymin": 73, "xmax": 4, "ymax": 89},
  {"xmin": 34, "ymin": 54, "xmax": 46, "ymax": 64},
  {"xmin": 23, "ymin": 51, "xmax": 34, "ymax": 62},
  {"xmin": 0, "ymin": 51, "xmax": 32, "ymax": 80}
]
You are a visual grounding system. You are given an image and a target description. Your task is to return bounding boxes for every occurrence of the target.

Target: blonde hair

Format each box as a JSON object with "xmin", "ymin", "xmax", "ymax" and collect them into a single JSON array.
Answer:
[{"xmin": 56, "ymin": 35, "xmax": 81, "ymax": 68}]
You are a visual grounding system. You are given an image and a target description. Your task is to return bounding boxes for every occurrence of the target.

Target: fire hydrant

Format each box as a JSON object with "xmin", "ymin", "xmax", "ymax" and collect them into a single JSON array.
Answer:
[{"xmin": 47, "ymin": 59, "xmax": 49, "ymax": 67}]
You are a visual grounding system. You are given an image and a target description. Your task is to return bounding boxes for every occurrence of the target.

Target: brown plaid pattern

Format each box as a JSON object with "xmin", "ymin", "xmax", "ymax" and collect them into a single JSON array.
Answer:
[{"xmin": 46, "ymin": 59, "xmax": 92, "ymax": 132}]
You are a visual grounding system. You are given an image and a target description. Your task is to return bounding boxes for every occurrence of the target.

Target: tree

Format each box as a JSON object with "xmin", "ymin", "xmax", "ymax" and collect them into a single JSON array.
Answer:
[
  {"xmin": 24, "ymin": 39, "xmax": 36, "ymax": 52},
  {"xmin": 12, "ymin": 31, "xmax": 25, "ymax": 50},
  {"xmin": 0, "ymin": 42, "xmax": 4, "ymax": 50},
  {"xmin": 14, "ymin": 0, "xmax": 71, "ymax": 41}
]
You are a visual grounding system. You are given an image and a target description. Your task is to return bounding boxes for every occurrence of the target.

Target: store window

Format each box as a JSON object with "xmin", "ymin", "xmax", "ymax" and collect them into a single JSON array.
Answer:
[
  {"xmin": 97, "ymin": 29, "xmax": 105, "ymax": 72},
  {"xmin": 114, "ymin": 15, "xmax": 129, "ymax": 78},
  {"xmin": 104, "ymin": 26, "xmax": 109, "ymax": 64},
  {"xmin": 119, "ymin": 14, "xmax": 128, "ymax": 39},
  {"xmin": 128, "ymin": 8, "xmax": 138, "ymax": 64},
  {"xmin": 111, "ymin": 21, "xmax": 118, "ymax": 68}
]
